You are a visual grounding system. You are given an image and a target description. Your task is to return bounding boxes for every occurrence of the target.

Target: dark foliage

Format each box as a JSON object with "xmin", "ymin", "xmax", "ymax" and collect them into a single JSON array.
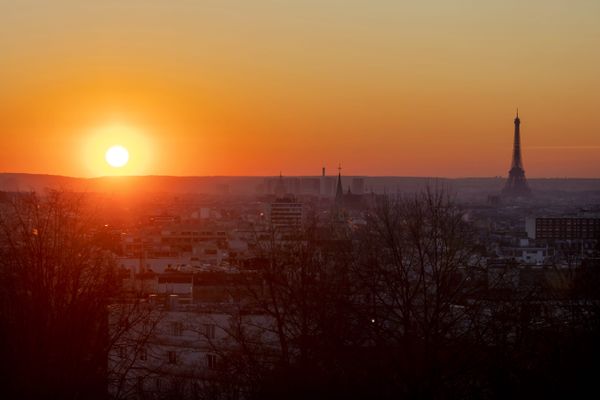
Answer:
[
  {"xmin": 0, "ymin": 191, "xmax": 119, "ymax": 399},
  {"xmin": 200, "ymin": 190, "xmax": 600, "ymax": 400}
]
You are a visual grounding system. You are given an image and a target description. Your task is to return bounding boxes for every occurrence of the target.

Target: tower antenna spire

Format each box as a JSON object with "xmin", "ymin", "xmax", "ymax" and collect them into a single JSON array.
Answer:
[
  {"xmin": 335, "ymin": 162, "xmax": 344, "ymax": 206},
  {"xmin": 503, "ymin": 110, "xmax": 531, "ymax": 197}
]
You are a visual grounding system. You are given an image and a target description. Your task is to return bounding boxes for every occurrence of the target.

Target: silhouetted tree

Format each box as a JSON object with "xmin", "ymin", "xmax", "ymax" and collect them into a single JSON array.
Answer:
[
  {"xmin": 0, "ymin": 191, "xmax": 154, "ymax": 399},
  {"xmin": 194, "ymin": 215, "xmax": 362, "ymax": 400},
  {"xmin": 354, "ymin": 188, "xmax": 484, "ymax": 398}
]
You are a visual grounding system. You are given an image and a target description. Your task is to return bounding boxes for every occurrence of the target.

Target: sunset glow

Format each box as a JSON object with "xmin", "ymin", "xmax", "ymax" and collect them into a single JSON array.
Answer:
[
  {"xmin": 1, "ymin": 2, "xmax": 599, "ymax": 399},
  {"xmin": 1, "ymin": 1, "xmax": 599, "ymax": 177},
  {"xmin": 81, "ymin": 123, "xmax": 153, "ymax": 176}
]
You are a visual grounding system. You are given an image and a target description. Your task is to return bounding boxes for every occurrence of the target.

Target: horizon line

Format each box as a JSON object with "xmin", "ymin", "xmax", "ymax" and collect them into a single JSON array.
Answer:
[{"xmin": 2, "ymin": 172, "xmax": 600, "ymax": 180}]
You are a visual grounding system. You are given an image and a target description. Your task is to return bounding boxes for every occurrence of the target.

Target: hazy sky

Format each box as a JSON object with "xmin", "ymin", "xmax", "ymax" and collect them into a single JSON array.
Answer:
[{"xmin": 1, "ymin": 0, "xmax": 599, "ymax": 177}]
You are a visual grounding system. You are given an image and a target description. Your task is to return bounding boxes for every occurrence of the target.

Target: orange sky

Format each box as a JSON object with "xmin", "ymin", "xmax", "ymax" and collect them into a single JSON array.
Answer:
[{"xmin": 1, "ymin": 1, "xmax": 599, "ymax": 178}]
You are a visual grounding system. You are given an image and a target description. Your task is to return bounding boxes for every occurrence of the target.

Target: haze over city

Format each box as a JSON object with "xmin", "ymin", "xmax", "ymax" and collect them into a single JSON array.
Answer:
[
  {"xmin": 1, "ymin": 2, "xmax": 600, "ymax": 400},
  {"xmin": 2, "ymin": 0, "xmax": 600, "ymax": 178}
]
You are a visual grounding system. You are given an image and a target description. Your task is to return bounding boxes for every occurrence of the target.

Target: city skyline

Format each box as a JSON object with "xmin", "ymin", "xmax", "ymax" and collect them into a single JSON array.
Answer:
[
  {"xmin": 2, "ymin": 3, "xmax": 600, "ymax": 399},
  {"xmin": 1, "ymin": 1, "xmax": 600, "ymax": 178}
]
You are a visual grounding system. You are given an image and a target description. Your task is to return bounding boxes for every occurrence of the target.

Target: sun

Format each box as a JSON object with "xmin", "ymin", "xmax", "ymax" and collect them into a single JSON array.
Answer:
[
  {"xmin": 105, "ymin": 145, "xmax": 129, "ymax": 168},
  {"xmin": 83, "ymin": 122, "xmax": 153, "ymax": 176}
]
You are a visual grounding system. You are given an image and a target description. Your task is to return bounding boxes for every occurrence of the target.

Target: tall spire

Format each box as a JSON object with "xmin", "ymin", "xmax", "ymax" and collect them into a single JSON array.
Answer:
[
  {"xmin": 511, "ymin": 110, "xmax": 522, "ymax": 170},
  {"xmin": 335, "ymin": 163, "xmax": 344, "ymax": 206},
  {"xmin": 503, "ymin": 111, "xmax": 531, "ymax": 197}
]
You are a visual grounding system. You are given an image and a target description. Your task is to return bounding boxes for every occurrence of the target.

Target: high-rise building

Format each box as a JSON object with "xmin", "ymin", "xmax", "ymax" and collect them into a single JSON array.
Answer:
[
  {"xmin": 526, "ymin": 217, "xmax": 600, "ymax": 240},
  {"xmin": 502, "ymin": 110, "xmax": 532, "ymax": 197},
  {"xmin": 270, "ymin": 196, "xmax": 303, "ymax": 229}
]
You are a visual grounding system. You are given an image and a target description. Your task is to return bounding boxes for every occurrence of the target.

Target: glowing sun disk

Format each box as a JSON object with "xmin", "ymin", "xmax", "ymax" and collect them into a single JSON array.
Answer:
[{"xmin": 105, "ymin": 145, "xmax": 129, "ymax": 168}]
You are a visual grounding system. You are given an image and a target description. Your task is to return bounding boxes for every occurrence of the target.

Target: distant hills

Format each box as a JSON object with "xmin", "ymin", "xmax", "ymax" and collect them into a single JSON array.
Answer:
[{"xmin": 1, "ymin": 173, "xmax": 600, "ymax": 199}]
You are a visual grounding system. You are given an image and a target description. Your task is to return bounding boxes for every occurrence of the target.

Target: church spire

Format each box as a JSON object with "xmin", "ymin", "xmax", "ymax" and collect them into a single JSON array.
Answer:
[{"xmin": 335, "ymin": 163, "xmax": 344, "ymax": 206}]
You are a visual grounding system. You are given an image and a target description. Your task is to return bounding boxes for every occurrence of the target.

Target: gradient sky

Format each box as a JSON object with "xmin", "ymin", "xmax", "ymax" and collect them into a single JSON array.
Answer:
[{"xmin": 1, "ymin": 0, "xmax": 599, "ymax": 178}]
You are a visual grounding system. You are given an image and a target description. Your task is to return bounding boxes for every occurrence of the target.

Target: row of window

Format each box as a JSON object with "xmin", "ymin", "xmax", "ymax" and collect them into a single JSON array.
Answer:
[
  {"xmin": 138, "ymin": 362, "xmax": 223, "ymax": 395},
  {"xmin": 170, "ymin": 322, "xmax": 216, "ymax": 339},
  {"xmin": 118, "ymin": 346, "xmax": 217, "ymax": 369},
  {"xmin": 168, "ymin": 351, "xmax": 217, "ymax": 368}
]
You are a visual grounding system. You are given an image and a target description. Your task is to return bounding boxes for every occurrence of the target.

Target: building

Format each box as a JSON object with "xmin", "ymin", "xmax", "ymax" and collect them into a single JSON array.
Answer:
[
  {"xmin": 108, "ymin": 282, "xmax": 276, "ymax": 400},
  {"xmin": 526, "ymin": 217, "xmax": 600, "ymax": 240},
  {"xmin": 269, "ymin": 196, "xmax": 303, "ymax": 229},
  {"xmin": 351, "ymin": 178, "xmax": 365, "ymax": 195}
]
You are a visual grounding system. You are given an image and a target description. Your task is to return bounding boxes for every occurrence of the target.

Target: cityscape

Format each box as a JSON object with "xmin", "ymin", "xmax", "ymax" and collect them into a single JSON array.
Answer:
[{"xmin": 1, "ymin": 1, "xmax": 600, "ymax": 400}]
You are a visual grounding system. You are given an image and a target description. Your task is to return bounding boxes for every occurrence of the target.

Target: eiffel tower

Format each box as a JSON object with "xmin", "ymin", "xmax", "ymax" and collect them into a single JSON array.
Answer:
[{"xmin": 502, "ymin": 110, "xmax": 531, "ymax": 197}]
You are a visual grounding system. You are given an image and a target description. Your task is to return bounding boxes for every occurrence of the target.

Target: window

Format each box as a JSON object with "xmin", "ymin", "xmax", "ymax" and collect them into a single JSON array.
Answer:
[
  {"xmin": 206, "ymin": 353, "xmax": 217, "ymax": 369},
  {"xmin": 171, "ymin": 321, "xmax": 183, "ymax": 336},
  {"xmin": 203, "ymin": 323, "xmax": 216, "ymax": 339},
  {"xmin": 168, "ymin": 351, "xmax": 177, "ymax": 364}
]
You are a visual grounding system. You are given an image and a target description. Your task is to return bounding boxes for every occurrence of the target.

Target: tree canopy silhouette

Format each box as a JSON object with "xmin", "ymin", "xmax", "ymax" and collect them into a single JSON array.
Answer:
[{"xmin": 0, "ymin": 191, "xmax": 119, "ymax": 399}]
